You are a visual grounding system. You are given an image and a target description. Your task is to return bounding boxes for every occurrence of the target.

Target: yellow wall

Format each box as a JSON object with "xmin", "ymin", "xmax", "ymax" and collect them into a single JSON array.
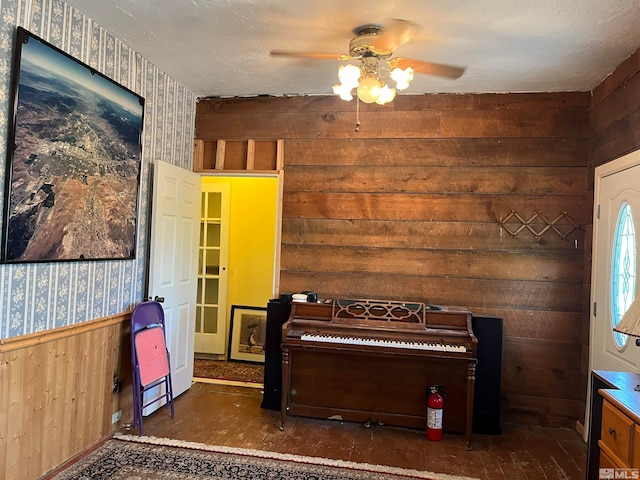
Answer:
[{"xmin": 201, "ymin": 176, "xmax": 278, "ymax": 320}]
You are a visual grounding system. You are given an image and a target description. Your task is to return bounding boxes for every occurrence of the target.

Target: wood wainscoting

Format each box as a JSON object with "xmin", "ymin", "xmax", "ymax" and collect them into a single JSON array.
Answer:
[{"xmin": 0, "ymin": 311, "xmax": 132, "ymax": 480}]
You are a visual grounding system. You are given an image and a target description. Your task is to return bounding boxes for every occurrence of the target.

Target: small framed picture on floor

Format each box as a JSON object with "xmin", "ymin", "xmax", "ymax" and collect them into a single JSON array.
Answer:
[{"xmin": 228, "ymin": 305, "xmax": 267, "ymax": 363}]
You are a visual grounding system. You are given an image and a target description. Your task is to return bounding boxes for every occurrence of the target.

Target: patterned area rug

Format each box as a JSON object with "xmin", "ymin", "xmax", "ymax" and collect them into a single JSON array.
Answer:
[
  {"xmin": 50, "ymin": 434, "xmax": 480, "ymax": 480},
  {"xmin": 193, "ymin": 358, "xmax": 264, "ymax": 384}
]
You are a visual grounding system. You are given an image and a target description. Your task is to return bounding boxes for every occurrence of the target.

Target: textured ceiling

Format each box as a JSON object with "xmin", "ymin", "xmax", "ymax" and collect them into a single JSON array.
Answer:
[{"xmin": 63, "ymin": 0, "xmax": 640, "ymax": 98}]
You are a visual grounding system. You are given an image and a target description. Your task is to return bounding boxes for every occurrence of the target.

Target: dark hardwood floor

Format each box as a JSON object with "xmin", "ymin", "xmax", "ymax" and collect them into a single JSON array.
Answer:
[{"xmin": 125, "ymin": 381, "xmax": 587, "ymax": 480}]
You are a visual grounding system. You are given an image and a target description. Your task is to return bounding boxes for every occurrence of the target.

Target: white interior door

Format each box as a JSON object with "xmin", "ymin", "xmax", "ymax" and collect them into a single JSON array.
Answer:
[
  {"xmin": 591, "ymin": 151, "xmax": 640, "ymax": 374},
  {"xmin": 148, "ymin": 160, "xmax": 200, "ymax": 406},
  {"xmin": 586, "ymin": 150, "xmax": 640, "ymax": 438}
]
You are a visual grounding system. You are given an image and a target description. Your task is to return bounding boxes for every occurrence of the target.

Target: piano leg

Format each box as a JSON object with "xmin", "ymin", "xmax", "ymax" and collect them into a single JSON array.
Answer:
[
  {"xmin": 280, "ymin": 348, "xmax": 290, "ymax": 431},
  {"xmin": 466, "ymin": 362, "xmax": 476, "ymax": 450}
]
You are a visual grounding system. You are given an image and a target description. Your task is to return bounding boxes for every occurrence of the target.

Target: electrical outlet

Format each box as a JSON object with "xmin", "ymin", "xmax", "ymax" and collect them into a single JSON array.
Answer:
[{"xmin": 111, "ymin": 410, "xmax": 122, "ymax": 424}]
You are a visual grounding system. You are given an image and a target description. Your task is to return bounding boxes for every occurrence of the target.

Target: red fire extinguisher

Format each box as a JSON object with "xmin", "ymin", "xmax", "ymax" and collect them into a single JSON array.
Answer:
[{"xmin": 427, "ymin": 386, "xmax": 444, "ymax": 441}]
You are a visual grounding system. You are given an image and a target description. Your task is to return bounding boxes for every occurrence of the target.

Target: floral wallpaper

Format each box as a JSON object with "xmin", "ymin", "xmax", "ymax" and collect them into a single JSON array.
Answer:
[{"xmin": 0, "ymin": 0, "xmax": 196, "ymax": 338}]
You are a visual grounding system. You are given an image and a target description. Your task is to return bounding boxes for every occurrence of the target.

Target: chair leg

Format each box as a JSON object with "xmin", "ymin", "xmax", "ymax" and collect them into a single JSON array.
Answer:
[
  {"xmin": 137, "ymin": 390, "xmax": 144, "ymax": 436},
  {"xmin": 166, "ymin": 375, "xmax": 175, "ymax": 418}
]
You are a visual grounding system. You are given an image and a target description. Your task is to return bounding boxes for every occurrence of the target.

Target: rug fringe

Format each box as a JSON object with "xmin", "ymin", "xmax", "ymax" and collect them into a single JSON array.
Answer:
[{"xmin": 113, "ymin": 433, "xmax": 480, "ymax": 480}]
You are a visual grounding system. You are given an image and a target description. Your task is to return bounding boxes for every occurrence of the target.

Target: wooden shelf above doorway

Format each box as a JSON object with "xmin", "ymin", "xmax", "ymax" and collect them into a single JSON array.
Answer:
[{"xmin": 194, "ymin": 139, "xmax": 284, "ymax": 173}]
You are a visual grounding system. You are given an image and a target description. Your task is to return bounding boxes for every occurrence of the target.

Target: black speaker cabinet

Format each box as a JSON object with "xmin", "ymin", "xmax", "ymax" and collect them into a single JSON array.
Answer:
[
  {"xmin": 471, "ymin": 314, "xmax": 503, "ymax": 434},
  {"xmin": 260, "ymin": 298, "xmax": 292, "ymax": 410}
]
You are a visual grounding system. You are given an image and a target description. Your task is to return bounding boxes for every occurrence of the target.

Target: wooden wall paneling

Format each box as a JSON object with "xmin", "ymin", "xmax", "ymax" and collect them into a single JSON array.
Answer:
[
  {"xmin": 279, "ymin": 272, "xmax": 582, "ymax": 311},
  {"xmin": 502, "ymin": 394, "xmax": 583, "ymax": 427},
  {"xmin": 0, "ymin": 348, "xmax": 9, "ymax": 474},
  {"xmin": 196, "ymin": 92, "xmax": 590, "ymax": 116},
  {"xmin": 284, "ymin": 165, "xmax": 586, "ymax": 195},
  {"xmin": 196, "ymin": 95, "xmax": 589, "ymax": 140},
  {"xmin": 285, "ymin": 138, "xmax": 588, "ymax": 167},
  {"xmin": 590, "ymin": 72, "xmax": 640, "ymax": 134},
  {"xmin": 0, "ymin": 312, "xmax": 131, "ymax": 480},
  {"xmin": 591, "ymin": 48, "xmax": 640, "ymax": 108},
  {"xmin": 280, "ymin": 245, "xmax": 583, "ymax": 282},
  {"xmin": 28, "ymin": 344, "xmax": 46, "ymax": 476},
  {"xmin": 42, "ymin": 340, "xmax": 65, "ymax": 472},
  {"xmin": 223, "ymin": 141, "xmax": 248, "ymax": 170},
  {"xmin": 6, "ymin": 348, "xmax": 25, "ymax": 476},
  {"xmin": 440, "ymin": 108, "xmax": 589, "ymax": 138},
  {"xmin": 198, "ymin": 110, "xmax": 443, "ymax": 139},
  {"xmin": 502, "ymin": 365, "xmax": 582, "ymax": 401},
  {"xmin": 253, "ymin": 140, "xmax": 279, "ymax": 170},
  {"xmin": 282, "ymin": 192, "xmax": 587, "ymax": 223},
  {"xmin": 110, "ymin": 323, "xmax": 133, "ymax": 438},
  {"xmin": 282, "ymin": 219, "xmax": 584, "ymax": 252},
  {"xmin": 471, "ymin": 307, "xmax": 582, "ymax": 343},
  {"xmin": 590, "ymin": 110, "xmax": 640, "ymax": 166},
  {"xmin": 502, "ymin": 337, "xmax": 581, "ymax": 370},
  {"xmin": 196, "ymin": 92, "xmax": 590, "ymax": 428}
]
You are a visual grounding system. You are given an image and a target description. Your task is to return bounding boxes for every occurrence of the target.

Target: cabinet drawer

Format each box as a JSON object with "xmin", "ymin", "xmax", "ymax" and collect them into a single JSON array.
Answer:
[
  {"xmin": 602, "ymin": 400, "xmax": 635, "ymax": 465},
  {"xmin": 633, "ymin": 425, "xmax": 640, "ymax": 468},
  {"xmin": 601, "ymin": 445, "xmax": 624, "ymax": 469}
]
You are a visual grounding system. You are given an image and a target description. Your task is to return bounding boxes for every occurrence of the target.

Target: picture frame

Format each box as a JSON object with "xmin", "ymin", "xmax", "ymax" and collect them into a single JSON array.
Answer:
[
  {"xmin": 1, "ymin": 27, "xmax": 145, "ymax": 263},
  {"xmin": 228, "ymin": 305, "xmax": 267, "ymax": 363}
]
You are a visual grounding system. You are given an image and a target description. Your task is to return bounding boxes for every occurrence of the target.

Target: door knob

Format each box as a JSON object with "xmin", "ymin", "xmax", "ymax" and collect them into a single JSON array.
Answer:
[{"xmin": 154, "ymin": 296, "xmax": 165, "ymax": 303}]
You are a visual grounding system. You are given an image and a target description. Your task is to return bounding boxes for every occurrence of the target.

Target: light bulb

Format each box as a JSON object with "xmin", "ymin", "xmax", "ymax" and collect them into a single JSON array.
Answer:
[
  {"xmin": 338, "ymin": 64, "xmax": 361, "ymax": 89},
  {"xmin": 357, "ymin": 75, "xmax": 382, "ymax": 103},
  {"xmin": 391, "ymin": 67, "xmax": 414, "ymax": 91},
  {"xmin": 375, "ymin": 84, "xmax": 396, "ymax": 105},
  {"xmin": 333, "ymin": 83, "xmax": 354, "ymax": 101}
]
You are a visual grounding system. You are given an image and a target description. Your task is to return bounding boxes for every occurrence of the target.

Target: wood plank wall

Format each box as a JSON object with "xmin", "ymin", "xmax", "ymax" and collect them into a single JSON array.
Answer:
[
  {"xmin": 196, "ymin": 92, "xmax": 590, "ymax": 427},
  {"xmin": 0, "ymin": 312, "xmax": 132, "ymax": 480},
  {"xmin": 584, "ymin": 47, "xmax": 640, "ymax": 421}
]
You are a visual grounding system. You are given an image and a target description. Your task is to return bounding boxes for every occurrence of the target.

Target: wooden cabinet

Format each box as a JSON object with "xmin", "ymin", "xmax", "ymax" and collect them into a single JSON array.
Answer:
[
  {"xmin": 194, "ymin": 139, "xmax": 283, "ymax": 173},
  {"xmin": 194, "ymin": 183, "xmax": 230, "ymax": 355},
  {"xmin": 587, "ymin": 371, "xmax": 640, "ymax": 479},
  {"xmin": 600, "ymin": 400, "xmax": 635, "ymax": 467},
  {"xmin": 598, "ymin": 389, "xmax": 640, "ymax": 475}
]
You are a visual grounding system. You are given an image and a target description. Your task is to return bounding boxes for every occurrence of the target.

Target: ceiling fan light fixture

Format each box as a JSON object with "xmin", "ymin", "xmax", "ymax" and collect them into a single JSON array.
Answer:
[
  {"xmin": 391, "ymin": 66, "xmax": 413, "ymax": 91},
  {"xmin": 272, "ymin": 19, "xmax": 466, "ymax": 108}
]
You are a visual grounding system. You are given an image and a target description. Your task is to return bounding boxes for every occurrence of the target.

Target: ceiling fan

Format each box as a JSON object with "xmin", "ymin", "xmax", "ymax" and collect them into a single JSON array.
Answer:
[{"xmin": 271, "ymin": 19, "xmax": 466, "ymax": 105}]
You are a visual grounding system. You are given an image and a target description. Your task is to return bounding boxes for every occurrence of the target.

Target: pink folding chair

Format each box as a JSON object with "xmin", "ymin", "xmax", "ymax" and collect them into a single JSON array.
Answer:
[{"xmin": 130, "ymin": 300, "xmax": 175, "ymax": 435}]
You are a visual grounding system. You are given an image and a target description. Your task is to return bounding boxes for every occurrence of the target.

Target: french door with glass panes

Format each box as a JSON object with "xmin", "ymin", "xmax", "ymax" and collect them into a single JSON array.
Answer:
[{"xmin": 195, "ymin": 182, "xmax": 230, "ymax": 355}]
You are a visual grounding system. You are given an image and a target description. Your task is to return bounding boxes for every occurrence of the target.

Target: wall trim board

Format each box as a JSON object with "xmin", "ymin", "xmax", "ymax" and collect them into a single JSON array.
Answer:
[{"xmin": 0, "ymin": 310, "xmax": 131, "ymax": 353}]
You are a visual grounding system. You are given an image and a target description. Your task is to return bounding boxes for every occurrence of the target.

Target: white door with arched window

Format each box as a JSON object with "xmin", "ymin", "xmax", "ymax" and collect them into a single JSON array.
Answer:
[{"xmin": 590, "ymin": 149, "xmax": 640, "ymax": 375}]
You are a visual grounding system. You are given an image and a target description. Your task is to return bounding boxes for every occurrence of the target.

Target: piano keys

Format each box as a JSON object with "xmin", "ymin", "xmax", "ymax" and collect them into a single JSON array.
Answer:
[
  {"xmin": 280, "ymin": 298, "xmax": 477, "ymax": 449},
  {"xmin": 299, "ymin": 333, "xmax": 468, "ymax": 353}
]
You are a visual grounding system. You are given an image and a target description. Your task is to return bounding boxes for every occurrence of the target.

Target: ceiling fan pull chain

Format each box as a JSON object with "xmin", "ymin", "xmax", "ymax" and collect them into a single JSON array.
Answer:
[{"xmin": 355, "ymin": 95, "xmax": 360, "ymax": 132}]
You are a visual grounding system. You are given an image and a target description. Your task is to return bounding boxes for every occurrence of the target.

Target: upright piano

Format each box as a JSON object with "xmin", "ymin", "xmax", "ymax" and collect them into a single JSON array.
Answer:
[{"xmin": 280, "ymin": 298, "xmax": 477, "ymax": 448}]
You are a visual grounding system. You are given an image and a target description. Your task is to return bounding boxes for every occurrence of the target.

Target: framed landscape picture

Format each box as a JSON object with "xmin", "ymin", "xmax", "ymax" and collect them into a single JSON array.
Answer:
[
  {"xmin": 228, "ymin": 305, "xmax": 267, "ymax": 363},
  {"xmin": 1, "ymin": 27, "xmax": 144, "ymax": 263}
]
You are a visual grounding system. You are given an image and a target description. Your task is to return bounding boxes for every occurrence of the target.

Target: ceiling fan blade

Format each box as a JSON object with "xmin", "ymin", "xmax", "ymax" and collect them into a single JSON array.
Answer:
[
  {"xmin": 370, "ymin": 19, "xmax": 421, "ymax": 54},
  {"xmin": 391, "ymin": 57, "xmax": 466, "ymax": 79},
  {"xmin": 270, "ymin": 50, "xmax": 350, "ymax": 60}
]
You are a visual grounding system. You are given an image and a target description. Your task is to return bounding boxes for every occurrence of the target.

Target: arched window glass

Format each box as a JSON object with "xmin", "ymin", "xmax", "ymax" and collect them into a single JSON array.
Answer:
[{"xmin": 611, "ymin": 202, "xmax": 636, "ymax": 348}]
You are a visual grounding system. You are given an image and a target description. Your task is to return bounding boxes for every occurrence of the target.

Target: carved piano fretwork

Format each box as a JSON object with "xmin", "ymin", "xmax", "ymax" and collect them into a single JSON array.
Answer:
[{"xmin": 280, "ymin": 298, "xmax": 478, "ymax": 449}]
